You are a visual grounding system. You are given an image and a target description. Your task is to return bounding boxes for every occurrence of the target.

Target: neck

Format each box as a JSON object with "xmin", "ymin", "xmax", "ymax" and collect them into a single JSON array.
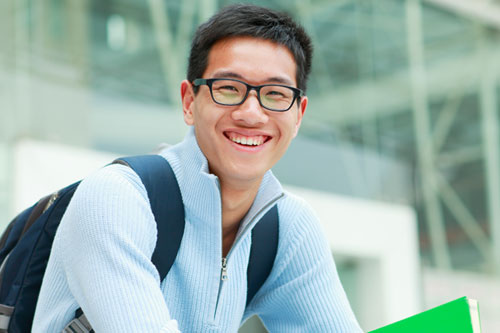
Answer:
[{"xmin": 219, "ymin": 176, "xmax": 263, "ymax": 256}]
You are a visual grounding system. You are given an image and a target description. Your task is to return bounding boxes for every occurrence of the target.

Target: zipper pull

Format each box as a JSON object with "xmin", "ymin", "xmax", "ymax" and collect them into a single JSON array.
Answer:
[{"xmin": 221, "ymin": 258, "xmax": 228, "ymax": 281}]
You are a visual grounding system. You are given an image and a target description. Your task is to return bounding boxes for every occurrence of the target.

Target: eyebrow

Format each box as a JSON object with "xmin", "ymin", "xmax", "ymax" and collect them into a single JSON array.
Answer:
[{"xmin": 212, "ymin": 70, "xmax": 295, "ymax": 86}]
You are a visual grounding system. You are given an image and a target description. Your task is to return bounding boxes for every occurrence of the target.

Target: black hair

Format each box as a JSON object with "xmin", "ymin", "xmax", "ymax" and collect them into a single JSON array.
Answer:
[{"xmin": 187, "ymin": 4, "xmax": 313, "ymax": 93}]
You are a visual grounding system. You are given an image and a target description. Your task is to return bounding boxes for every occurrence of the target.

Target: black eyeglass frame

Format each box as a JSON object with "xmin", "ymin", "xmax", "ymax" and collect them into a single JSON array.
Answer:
[{"xmin": 192, "ymin": 78, "xmax": 304, "ymax": 112}]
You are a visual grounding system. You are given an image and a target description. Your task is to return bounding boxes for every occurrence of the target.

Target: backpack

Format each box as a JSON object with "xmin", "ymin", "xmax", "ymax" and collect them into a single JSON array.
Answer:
[{"xmin": 0, "ymin": 155, "xmax": 279, "ymax": 333}]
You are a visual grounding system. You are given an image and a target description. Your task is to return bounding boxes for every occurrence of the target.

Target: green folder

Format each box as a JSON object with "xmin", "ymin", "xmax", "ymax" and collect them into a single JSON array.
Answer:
[{"xmin": 369, "ymin": 297, "xmax": 481, "ymax": 333}]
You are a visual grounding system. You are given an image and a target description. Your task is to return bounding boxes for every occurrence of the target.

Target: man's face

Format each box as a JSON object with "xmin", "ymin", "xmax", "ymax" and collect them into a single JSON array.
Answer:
[{"xmin": 181, "ymin": 36, "xmax": 307, "ymax": 186}]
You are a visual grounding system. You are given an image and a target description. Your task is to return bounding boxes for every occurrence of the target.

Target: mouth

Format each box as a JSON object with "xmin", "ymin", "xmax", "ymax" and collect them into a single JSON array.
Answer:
[{"xmin": 223, "ymin": 131, "xmax": 271, "ymax": 147}]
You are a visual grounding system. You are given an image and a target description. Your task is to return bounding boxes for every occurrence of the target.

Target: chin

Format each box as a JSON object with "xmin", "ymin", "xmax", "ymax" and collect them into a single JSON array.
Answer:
[{"xmin": 229, "ymin": 165, "xmax": 267, "ymax": 182}]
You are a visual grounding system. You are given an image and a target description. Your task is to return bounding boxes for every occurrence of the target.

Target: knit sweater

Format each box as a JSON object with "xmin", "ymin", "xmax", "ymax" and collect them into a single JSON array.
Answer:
[{"xmin": 33, "ymin": 128, "xmax": 362, "ymax": 332}]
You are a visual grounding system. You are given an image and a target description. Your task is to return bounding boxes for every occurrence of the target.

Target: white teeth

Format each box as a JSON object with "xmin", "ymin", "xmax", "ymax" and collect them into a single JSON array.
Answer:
[{"xmin": 230, "ymin": 135, "xmax": 264, "ymax": 146}]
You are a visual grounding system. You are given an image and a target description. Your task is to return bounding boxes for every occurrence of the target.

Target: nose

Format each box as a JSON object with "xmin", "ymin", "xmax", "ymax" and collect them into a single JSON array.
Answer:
[{"xmin": 231, "ymin": 90, "xmax": 269, "ymax": 126}]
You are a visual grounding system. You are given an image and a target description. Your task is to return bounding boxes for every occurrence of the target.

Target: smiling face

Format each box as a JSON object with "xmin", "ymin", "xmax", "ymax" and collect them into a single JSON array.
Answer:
[{"xmin": 181, "ymin": 36, "xmax": 308, "ymax": 188}]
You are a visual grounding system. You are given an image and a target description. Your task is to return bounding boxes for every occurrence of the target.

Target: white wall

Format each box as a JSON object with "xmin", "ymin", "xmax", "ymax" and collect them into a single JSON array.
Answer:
[
  {"xmin": 423, "ymin": 267, "xmax": 500, "ymax": 333},
  {"xmin": 12, "ymin": 139, "xmax": 117, "ymax": 216}
]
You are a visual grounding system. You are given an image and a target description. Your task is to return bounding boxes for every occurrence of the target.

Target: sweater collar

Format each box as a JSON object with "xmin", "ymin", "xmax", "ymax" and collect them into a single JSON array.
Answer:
[{"xmin": 163, "ymin": 127, "xmax": 283, "ymax": 229}]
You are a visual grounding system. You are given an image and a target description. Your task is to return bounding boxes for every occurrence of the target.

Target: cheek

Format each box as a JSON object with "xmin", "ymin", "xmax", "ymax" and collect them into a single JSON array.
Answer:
[
  {"xmin": 190, "ymin": 103, "xmax": 207, "ymax": 125},
  {"xmin": 192, "ymin": 106, "xmax": 223, "ymax": 135},
  {"xmin": 279, "ymin": 113, "xmax": 300, "ymax": 137}
]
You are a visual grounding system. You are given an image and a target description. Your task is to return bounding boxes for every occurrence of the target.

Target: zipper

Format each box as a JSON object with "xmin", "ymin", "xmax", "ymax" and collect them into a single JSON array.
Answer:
[
  {"xmin": 213, "ymin": 178, "xmax": 225, "ymax": 319},
  {"xmin": 212, "ymin": 192, "xmax": 284, "ymax": 320},
  {"xmin": 214, "ymin": 258, "xmax": 227, "ymax": 319},
  {"xmin": 221, "ymin": 257, "xmax": 228, "ymax": 281}
]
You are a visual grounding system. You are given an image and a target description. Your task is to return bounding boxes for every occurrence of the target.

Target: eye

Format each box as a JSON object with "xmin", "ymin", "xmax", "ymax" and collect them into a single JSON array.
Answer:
[
  {"xmin": 266, "ymin": 90, "xmax": 286, "ymax": 97},
  {"xmin": 218, "ymin": 85, "xmax": 239, "ymax": 92},
  {"xmin": 213, "ymin": 81, "xmax": 242, "ymax": 94}
]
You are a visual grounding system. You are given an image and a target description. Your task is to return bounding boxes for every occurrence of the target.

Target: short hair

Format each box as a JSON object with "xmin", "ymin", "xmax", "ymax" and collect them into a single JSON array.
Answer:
[{"xmin": 187, "ymin": 4, "xmax": 313, "ymax": 93}]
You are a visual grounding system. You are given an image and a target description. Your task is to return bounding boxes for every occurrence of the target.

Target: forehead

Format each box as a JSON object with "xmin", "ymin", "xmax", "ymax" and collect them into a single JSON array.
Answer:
[{"xmin": 203, "ymin": 36, "xmax": 297, "ymax": 85}]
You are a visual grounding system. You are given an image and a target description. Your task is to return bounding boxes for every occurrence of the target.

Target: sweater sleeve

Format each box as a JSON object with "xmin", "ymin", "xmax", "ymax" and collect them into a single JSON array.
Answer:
[
  {"xmin": 246, "ymin": 196, "xmax": 363, "ymax": 333},
  {"xmin": 56, "ymin": 164, "xmax": 181, "ymax": 332}
]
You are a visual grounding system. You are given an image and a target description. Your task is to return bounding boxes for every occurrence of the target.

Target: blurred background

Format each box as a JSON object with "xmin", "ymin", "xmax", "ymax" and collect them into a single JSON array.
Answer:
[{"xmin": 1, "ymin": 0, "xmax": 499, "ymax": 331}]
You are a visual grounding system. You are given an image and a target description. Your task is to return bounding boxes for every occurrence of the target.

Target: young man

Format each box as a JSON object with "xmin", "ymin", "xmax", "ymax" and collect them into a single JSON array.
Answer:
[{"xmin": 33, "ymin": 4, "xmax": 362, "ymax": 332}]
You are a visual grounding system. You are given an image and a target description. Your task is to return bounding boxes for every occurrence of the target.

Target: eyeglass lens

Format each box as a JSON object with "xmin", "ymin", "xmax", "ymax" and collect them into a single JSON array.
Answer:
[{"xmin": 211, "ymin": 79, "xmax": 295, "ymax": 111}]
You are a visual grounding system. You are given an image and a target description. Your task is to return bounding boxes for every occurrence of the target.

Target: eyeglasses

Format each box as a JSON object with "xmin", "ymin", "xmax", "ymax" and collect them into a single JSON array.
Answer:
[{"xmin": 192, "ymin": 78, "xmax": 303, "ymax": 112}]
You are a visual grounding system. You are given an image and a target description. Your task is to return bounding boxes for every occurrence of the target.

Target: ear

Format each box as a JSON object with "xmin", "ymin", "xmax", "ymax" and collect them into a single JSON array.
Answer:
[
  {"xmin": 293, "ymin": 96, "xmax": 307, "ymax": 138},
  {"xmin": 181, "ymin": 80, "xmax": 195, "ymax": 126}
]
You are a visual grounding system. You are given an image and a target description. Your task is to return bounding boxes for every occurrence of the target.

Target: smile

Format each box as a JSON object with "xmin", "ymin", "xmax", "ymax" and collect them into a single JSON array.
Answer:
[{"xmin": 224, "ymin": 132, "xmax": 270, "ymax": 147}]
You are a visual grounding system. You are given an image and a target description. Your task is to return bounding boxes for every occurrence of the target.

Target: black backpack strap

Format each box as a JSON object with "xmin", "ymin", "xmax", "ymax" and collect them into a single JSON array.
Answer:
[
  {"xmin": 68, "ymin": 155, "xmax": 184, "ymax": 332},
  {"xmin": 246, "ymin": 205, "xmax": 279, "ymax": 307},
  {"xmin": 115, "ymin": 155, "xmax": 185, "ymax": 281}
]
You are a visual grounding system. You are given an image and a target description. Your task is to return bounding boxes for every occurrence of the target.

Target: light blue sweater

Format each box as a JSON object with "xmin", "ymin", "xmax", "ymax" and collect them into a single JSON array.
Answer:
[{"xmin": 33, "ymin": 128, "xmax": 362, "ymax": 332}]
